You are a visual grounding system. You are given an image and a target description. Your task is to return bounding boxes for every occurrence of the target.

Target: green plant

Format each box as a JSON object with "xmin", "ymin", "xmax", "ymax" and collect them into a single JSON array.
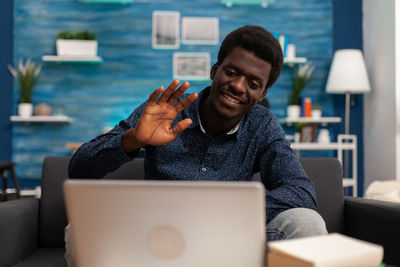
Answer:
[
  {"xmin": 288, "ymin": 63, "xmax": 315, "ymax": 105},
  {"xmin": 295, "ymin": 122, "xmax": 307, "ymax": 133},
  {"xmin": 57, "ymin": 30, "xmax": 96, "ymax": 40},
  {"xmin": 8, "ymin": 59, "xmax": 41, "ymax": 103},
  {"xmin": 312, "ymin": 105, "xmax": 322, "ymax": 110}
]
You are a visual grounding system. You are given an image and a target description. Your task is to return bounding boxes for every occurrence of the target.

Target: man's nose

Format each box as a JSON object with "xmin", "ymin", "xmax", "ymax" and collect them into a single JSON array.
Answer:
[{"xmin": 230, "ymin": 76, "xmax": 247, "ymax": 94}]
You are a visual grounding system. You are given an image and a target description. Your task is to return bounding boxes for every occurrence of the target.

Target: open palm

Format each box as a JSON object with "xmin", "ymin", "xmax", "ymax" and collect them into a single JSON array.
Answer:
[{"xmin": 134, "ymin": 80, "xmax": 198, "ymax": 146}]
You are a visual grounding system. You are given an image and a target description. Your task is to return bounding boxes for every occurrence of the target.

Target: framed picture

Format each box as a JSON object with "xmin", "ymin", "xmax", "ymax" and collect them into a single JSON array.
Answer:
[
  {"xmin": 152, "ymin": 11, "xmax": 180, "ymax": 49},
  {"xmin": 299, "ymin": 124, "xmax": 317, "ymax": 143},
  {"xmin": 173, "ymin": 52, "xmax": 210, "ymax": 81},
  {"xmin": 181, "ymin": 17, "xmax": 219, "ymax": 45}
]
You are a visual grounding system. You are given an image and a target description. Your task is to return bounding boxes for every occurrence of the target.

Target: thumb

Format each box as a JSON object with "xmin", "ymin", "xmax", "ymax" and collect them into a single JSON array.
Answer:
[{"xmin": 171, "ymin": 118, "xmax": 192, "ymax": 136}]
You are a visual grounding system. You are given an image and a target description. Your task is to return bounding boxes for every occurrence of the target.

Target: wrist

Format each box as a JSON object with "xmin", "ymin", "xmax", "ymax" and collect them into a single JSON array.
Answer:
[{"xmin": 122, "ymin": 128, "xmax": 146, "ymax": 154}]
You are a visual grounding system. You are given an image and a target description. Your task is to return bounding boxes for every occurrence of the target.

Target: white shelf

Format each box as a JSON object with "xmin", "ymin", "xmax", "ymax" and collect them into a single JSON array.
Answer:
[
  {"xmin": 290, "ymin": 142, "xmax": 355, "ymax": 150},
  {"xmin": 284, "ymin": 57, "xmax": 307, "ymax": 64},
  {"xmin": 41, "ymin": 55, "xmax": 103, "ymax": 63},
  {"xmin": 343, "ymin": 178, "xmax": 356, "ymax": 188},
  {"xmin": 10, "ymin": 115, "xmax": 74, "ymax": 123},
  {"xmin": 6, "ymin": 187, "xmax": 41, "ymax": 198},
  {"xmin": 285, "ymin": 117, "xmax": 342, "ymax": 126}
]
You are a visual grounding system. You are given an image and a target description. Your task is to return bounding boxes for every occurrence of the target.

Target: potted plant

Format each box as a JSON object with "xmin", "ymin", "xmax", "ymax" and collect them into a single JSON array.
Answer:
[
  {"xmin": 8, "ymin": 59, "xmax": 42, "ymax": 117},
  {"xmin": 56, "ymin": 30, "xmax": 97, "ymax": 57},
  {"xmin": 287, "ymin": 63, "xmax": 315, "ymax": 118},
  {"xmin": 311, "ymin": 105, "xmax": 322, "ymax": 118}
]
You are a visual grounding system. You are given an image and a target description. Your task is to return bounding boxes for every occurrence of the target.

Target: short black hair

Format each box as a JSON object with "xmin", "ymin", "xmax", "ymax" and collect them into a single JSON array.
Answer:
[{"xmin": 217, "ymin": 25, "xmax": 283, "ymax": 89}]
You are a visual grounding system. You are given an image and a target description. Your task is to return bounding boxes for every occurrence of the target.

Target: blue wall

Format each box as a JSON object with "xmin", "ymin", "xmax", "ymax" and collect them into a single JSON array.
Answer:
[
  {"xmin": 0, "ymin": 0, "xmax": 13, "ymax": 162},
  {"xmin": 333, "ymin": 0, "xmax": 364, "ymax": 196},
  {"xmin": 7, "ymin": 0, "xmax": 344, "ymax": 187}
]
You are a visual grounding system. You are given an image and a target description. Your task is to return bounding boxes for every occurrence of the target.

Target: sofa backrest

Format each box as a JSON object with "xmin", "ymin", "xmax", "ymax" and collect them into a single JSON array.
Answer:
[
  {"xmin": 300, "ymin": 157, "xmax": 345, "ymax": 234},
  {"xmin": 39, "ymin": 156, "xmax": 344, "ymax": 247}
]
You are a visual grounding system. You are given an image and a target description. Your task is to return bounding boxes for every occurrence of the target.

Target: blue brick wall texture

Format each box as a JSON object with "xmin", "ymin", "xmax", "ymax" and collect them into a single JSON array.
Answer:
[{"xmin": 12, "ymin": 0, "xmax": 333, "ymax": 185}]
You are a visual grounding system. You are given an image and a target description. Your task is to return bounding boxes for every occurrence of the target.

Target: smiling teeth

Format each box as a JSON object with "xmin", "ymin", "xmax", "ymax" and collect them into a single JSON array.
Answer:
[{"xmin": 224, "ymin": 94, "xmax": 240, "ymax": 104}]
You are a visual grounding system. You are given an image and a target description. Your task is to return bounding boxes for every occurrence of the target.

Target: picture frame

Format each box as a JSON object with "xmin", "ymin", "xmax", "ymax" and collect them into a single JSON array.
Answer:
[
  {"xmin": 173, "ymin": 52, "xmax": 211, "ymax": 81},
  {"xmin": 299, "ymin": 124, "xmax": 317, "ymax": 143},
  {"xmin": 181, "ymin": 17, "xmax": 219, "ymax": 45},
  {"xmin": 152, "ymin": 11, "xmax": 180, "ymax": 49}
]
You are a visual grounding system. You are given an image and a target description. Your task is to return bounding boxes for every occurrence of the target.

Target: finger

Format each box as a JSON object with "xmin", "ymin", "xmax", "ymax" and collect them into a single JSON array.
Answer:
[
  {"xmin": 167, "ymin": 81, "xmax": 190, "ymax": 105},
  {"xmin": 158, "ymin": 80, "xmax": 180, "ymax": 103},
  {"xmin": 171, "ymin": 118, "xmax": 193, "ymax": 136},
  {"xmin": 148, "ymin": 86, "xmax": 164, "ymax": 104},
  {"xmin": 175, "ymin": 93, "xmax": 199, "ymax": 113}
]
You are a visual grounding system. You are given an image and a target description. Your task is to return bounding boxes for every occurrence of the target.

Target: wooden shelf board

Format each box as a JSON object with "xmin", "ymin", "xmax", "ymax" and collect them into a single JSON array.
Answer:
[
  {"xmin": 290, "ymin": 142, "xmax": 355, "ymax": 150},
  {"xmin": 10, "ymin": 115, "xmax": 73, "ymax": 123},
  {"xmin": 42, "ymin": 55, "xmax": 103, "ymax": 63},
  {"xmin": 283, "ymin": 57, "xmax": 307, "ymax": 64},
  {"xmin": 285, "ymin": 117, "xmax": 342, "ymax": 124}
]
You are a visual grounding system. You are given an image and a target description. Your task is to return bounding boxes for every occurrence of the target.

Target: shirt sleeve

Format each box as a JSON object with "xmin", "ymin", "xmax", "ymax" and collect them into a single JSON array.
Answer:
[
  {"xmin": 68, "ymin": 101, "xmax": 147, "ymax": 179},
  {"xmin": 258, "ymin": 115, "xmax": 317, "ymax": 222}
]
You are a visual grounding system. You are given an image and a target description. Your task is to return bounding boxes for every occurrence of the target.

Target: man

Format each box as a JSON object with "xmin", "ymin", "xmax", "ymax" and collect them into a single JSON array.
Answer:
[{"xmin": 67, "ymin": 25, "xmax": 327, "ymax": 265}]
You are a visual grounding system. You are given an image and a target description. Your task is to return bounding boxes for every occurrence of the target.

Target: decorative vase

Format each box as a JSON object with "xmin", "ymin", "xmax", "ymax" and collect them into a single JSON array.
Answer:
[
  {"xmin": 287, "ymin": 105, "xmax": 301, "ymax": 118},
  {"xmin": 317, "ymin": 129, "xmax": 331, "ymax": 143},
  {"xmin": 18, "ymin": 103, "xmax": 33, "ymax": 118},
  {"xmin": 34, "ymin": 103, "xmax": 52, "ymax": 116}
]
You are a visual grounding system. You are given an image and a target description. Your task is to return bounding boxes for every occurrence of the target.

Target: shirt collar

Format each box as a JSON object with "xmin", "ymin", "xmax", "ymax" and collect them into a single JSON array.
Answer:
[{"xmin": 185, "ymin": 87, "xmax": 243, "ymax": 136}]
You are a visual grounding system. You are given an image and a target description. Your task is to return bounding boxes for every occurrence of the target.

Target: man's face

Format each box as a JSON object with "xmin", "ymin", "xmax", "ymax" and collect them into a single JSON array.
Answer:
[{"xmin": 209, "ymin": 47, "xmax": 272, "ymax": 122}]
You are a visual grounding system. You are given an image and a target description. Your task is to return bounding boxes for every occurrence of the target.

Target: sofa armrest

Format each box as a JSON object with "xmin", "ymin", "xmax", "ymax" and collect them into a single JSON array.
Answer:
[
  {"xmin": 344, "ymin": 196, "xmax": 400, "ymax": 265},
  {"xmin": 0, "ymin": 198, "xmax": 39, "ymax": 267}
]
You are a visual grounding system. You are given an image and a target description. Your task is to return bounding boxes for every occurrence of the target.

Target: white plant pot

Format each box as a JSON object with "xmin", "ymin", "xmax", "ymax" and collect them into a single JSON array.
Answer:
[
  {"xmin": 56, "ymin": 39, "xmax": 98, "ymax": 57},
  {"xmin": 287, "ymin": 105, "xmax": 301, "ymax": 118},
  {"xmin": 312, "ymin": 109, "xmax": 322, "ymax": 119},
  {"xmin": 18, "ymin": 103, "xmax": 33, "ymax": 118}
]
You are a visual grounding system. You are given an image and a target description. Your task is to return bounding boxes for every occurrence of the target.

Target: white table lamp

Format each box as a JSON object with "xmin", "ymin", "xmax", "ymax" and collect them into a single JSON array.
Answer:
[{"xmin": 325, "ymin": 49, "xmax": 371, "ymax": 135}]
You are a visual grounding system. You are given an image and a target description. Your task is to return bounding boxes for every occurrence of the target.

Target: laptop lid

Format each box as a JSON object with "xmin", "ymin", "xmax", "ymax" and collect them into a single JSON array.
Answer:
[{"xmin": 63, "ymin": 180, "xmax": 266, "ymax": 267}]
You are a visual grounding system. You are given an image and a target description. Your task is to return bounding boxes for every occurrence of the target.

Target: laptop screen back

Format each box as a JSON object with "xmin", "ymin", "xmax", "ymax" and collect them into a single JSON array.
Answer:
[{"xmin": 63, "ymin": 180, "xmax": 266, "ymax": 267}]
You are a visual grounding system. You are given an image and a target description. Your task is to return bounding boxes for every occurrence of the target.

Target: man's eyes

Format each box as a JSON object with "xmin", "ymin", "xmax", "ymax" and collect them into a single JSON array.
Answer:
[
  {"xmin": 248, "ymin": 80, "xmax": 262, "ymax": 90},
  {"xmin": 225, "ymin": 68, "xmax": 262, "ymax": 90},
  {"xmin": 225, "ymin": 68, "xmax": 237, "ymax": 76}
]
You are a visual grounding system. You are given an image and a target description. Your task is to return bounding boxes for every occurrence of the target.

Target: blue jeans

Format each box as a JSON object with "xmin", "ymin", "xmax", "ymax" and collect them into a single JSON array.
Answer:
[
  {"xmin": 65, "ymin": 208, "xmax": 327, "ymax": 267},
  {"xmin": 267, "ymin": 208, "xmax": 328, "ymax": 241}
]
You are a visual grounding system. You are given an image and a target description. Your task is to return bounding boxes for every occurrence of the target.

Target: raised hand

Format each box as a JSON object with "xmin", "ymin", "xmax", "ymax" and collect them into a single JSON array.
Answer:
[{"xmin": 122, "ymin": 80, "xmax": 198, "ymax": 153}]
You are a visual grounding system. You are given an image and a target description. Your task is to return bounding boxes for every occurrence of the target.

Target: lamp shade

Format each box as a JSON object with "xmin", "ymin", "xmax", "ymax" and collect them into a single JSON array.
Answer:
[{"xmin": 325, "ymin": 49, "xmax": 371, "ymax": 94}]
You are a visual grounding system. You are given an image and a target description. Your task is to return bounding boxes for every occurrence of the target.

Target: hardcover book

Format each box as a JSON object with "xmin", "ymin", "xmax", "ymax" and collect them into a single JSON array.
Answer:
[{"xmin": 268, "ymin": 233, "xmax": 383, "ymax": 267}]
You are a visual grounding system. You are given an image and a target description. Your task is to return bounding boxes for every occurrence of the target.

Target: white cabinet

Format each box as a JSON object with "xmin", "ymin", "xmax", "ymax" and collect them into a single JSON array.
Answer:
[{"xmin": 290, "ymin": 134, "xmax": 358, "ymax": 196}]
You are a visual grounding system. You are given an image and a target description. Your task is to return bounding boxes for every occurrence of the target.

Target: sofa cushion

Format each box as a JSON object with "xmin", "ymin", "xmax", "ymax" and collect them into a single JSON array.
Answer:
[{"xmin": 0, "ymin": 198, "xmax": 39, "ymax": 267}]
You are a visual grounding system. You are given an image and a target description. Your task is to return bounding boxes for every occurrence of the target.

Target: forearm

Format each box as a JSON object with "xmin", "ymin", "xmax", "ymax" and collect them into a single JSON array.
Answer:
[
  {"xmin": 266, "ymin": 182, "xmax": 317, "ymax": 222},
  {"xmin": 68, "ymin": 132, "xmax": 139, "ymax": 179}
]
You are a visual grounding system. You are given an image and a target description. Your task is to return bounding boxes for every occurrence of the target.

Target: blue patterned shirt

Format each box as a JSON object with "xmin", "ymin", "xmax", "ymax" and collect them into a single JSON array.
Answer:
[{"xmin": 69, "ymin": 87, "xmax": 317, "ymax": 222}]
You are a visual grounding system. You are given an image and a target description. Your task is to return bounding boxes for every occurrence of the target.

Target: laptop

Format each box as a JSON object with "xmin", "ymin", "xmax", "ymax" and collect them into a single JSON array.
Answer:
[{"xmin": 63, "ymin": 180, "xmax": 266, "ymax": 267}]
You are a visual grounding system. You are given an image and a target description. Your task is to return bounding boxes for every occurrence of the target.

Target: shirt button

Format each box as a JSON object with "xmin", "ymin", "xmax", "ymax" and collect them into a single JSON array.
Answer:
[{"xmin": 201, "ymin": 167, "xmax": 207, "ymax": 172}]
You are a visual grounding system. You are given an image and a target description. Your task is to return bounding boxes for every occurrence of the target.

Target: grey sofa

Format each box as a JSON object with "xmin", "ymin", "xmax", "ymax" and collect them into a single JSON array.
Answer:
[{"xmin": 0, "ymin": 156, "xmax": 399, "ymax": 267}]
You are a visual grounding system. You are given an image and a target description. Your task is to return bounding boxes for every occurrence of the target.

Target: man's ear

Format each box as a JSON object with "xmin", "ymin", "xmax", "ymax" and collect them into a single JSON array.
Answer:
[
  {"xmin": 210, "ymin": 64, "xmax": 219, "ymax": 80},
  {"xmin": 259, "ymin": 88, "xmax": 268, "ymax": 102}
]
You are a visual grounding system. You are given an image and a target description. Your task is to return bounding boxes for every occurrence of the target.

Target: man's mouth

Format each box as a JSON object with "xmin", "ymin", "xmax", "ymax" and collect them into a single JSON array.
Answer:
[{"xmin": 222, "ymin": 93, "xmax": 242, "ymax": 104}]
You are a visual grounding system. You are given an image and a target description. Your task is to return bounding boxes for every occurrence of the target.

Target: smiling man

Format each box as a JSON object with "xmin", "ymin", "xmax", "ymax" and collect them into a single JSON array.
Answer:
[{"xmin": 67, "ymin": 25, "xmax": 327, "ymax": 265}]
